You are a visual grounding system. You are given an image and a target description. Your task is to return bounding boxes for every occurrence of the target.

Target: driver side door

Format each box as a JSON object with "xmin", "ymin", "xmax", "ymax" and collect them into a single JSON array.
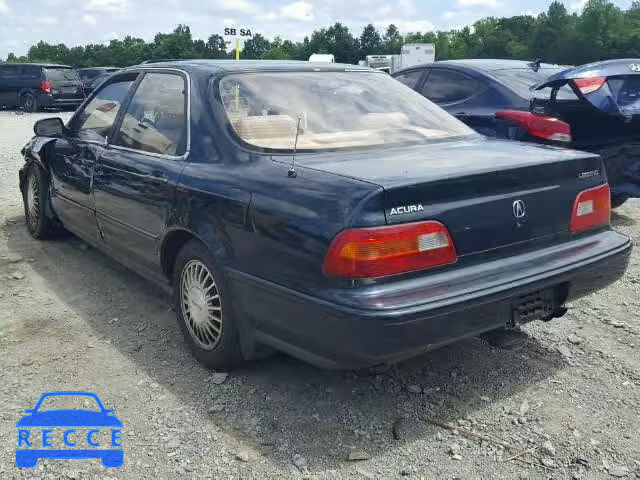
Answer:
[{"xmin": 49, "ymin": 73, "xmax": 139, "ymax": 240}]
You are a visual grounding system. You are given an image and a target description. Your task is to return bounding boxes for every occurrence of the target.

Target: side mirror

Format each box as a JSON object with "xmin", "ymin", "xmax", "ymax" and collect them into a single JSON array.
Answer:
[{"xmin": 34, "ymin": 117, "xmax": 64, "ymax": 137}]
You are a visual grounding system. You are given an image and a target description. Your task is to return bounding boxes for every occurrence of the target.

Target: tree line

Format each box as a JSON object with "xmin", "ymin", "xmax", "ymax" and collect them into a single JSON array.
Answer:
[{"xmin": 3, "ymin": 0, "xmax": 640, "ymax": 68}]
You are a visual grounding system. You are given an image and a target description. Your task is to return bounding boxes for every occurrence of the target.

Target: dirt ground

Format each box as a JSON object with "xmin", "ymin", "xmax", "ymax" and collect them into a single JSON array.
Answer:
[{"xmin": 0, "ymin": 111, "xmax": 638, "ymax": 479}]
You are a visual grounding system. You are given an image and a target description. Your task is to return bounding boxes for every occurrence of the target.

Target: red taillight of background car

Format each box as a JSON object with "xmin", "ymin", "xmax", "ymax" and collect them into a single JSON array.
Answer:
[
  {"xmin": 40, "ymin": 81, "xmax": 52, "ymax": 94},
  {"xmin": 573, "ymin": 76, "xmax": 607, "ymax": 95},
  {"xmin": 496, "ymin": 110, "xmax": 572, "ymax": 143},
  {"xmin": 323, "ymin": 221, "xmax": 457, "ymax": 278},
  {"xmin": 570, "ymin": 184, "xmax": 611, "ymax": 233}
]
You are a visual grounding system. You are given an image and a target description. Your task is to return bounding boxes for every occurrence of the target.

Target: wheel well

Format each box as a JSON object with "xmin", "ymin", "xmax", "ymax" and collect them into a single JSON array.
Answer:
[{"xmin": 160, "ymin": 229, "xmax": 199, "ymax": 280}]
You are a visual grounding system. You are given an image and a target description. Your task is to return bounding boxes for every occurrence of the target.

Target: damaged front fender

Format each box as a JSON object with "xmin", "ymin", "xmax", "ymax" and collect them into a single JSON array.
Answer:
[{"xmin": 19, "ymin": 136, "xmax": 57, "ymax": 192}]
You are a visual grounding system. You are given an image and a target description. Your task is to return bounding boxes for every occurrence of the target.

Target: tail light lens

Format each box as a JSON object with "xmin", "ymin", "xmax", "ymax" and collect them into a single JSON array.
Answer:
[
  {"xmin": 570, "ymin": 184, "xmax": 611, "ymax": 233},
  {"xmin": 573, "ymin": 76, "xmax": 606, "ymax": 95},
  {"xmin": 40, "ymin": 80, "xmax": 52, "ymax": 93},
  {"xmin": 496, "ymin": 110, "xmax": 571, "ymax": 143},
  {"xmin": 323, "ymin": 221, "xmax": 457, "ymax": 278}
]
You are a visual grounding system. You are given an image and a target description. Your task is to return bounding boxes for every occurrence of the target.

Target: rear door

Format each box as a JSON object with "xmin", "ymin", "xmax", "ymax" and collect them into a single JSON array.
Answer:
[
  {"xmin": 93, "ymin": 70, "xmax": 188, "ymax": 278},
  {"xmin": 43, "ymin": 67, "xmax": 84, "ymax": 101}
]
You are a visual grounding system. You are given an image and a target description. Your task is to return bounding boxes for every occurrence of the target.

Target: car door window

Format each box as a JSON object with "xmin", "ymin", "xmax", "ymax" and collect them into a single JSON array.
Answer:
[
  {"xmin": 69, "ymin": 74, "xmax": 137, "ymax": 143},
  {"xmin": 113, "ymin": 73, "xmax": 187, "ymax": 157},
  {"xmin": 395, "ymin": 70, "xmax": 423, "ymax": 90},
  {"xmin": 421, "ymin": 69, "xmax": 477, "ymax": 104}
]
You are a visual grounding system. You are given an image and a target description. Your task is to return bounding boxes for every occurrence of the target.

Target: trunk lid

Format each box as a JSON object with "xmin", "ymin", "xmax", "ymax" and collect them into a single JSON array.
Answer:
[
  {"xmin": 531, "ymin": 58, "xmax": 640, "ymax": 118},
  {"xmin": 301, "ymin": 138, "xmax": 604, "ymax": 256}
]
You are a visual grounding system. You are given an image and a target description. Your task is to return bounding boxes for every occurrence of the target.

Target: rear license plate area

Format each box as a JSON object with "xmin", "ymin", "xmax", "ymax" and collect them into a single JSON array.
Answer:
[{"xmin": 512, "ymin": 289, "xmax": 555, "ymax": 325}]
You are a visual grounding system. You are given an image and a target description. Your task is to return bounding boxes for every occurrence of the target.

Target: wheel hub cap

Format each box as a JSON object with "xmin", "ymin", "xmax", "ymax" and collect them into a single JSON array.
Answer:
[
  {"xmin": 180, "ymin": 259, "xmax": 223, "ymax": 350},
  {"xmin": 26, "ymin": 175, "xmax": 39, "ymax": 226}
]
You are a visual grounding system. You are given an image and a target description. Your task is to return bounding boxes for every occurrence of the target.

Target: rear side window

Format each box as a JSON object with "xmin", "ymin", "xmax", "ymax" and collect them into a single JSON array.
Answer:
[
  {"xmin": 113, "ymin": 73, "xmax": 187, "ymax": 157},
  {"xmin": 44, "ymin": 68, "xmax": 80, "ymax": 82},
  {"xmin": 422, "ymin": 70, "xmax": 477, "ymax": 104},
  {"xmin": 69, "ymin": 74, "xmax": 137, "ymax": 142},
  {"xmin": 489, "ymin": 68, "xmax": 577, "ymax": 100},
  {"xmin": 395, "ymin": 70, "xmax": 423, "ymax": 90},
  {"xmin": 20, "ymin": 66, "xmax": 42, "ymax": 80},
  {"xmin": 607, "ymin": 76, "xmax": 640, "ymax": 109}
]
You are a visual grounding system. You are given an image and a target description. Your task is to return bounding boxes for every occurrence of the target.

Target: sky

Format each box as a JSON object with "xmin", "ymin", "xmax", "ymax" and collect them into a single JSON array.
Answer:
[{"xmin": 0, "ymin": 0, "xmax": 634, "ymax": 59}]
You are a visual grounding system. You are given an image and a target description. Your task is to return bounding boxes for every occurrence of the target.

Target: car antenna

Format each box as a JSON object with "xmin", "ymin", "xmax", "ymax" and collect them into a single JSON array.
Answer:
[
  {"xmin": 528, "ymin": 59, "xmax": 542, "ymax": 72},
  {"xmin": 288, "ymin": 113, "xmax": 303, "ymax": 178}
]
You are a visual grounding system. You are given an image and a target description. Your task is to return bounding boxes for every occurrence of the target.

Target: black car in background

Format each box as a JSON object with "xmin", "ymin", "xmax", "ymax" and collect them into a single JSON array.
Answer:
[
  {"xmin": 82, "ymin": 72, "xmax": 117, "ymax": 94},
  {"xmin": 19, "ymin": 60, "xmax": 631, "ymax": 370},
  {"xmin": 77, "ymin": 67, "xmax": 119, "ymax": 92},
  {"xmin": 393, "ymin": 59, "xmax": 640, "ymax": 208},
  {"xmin": 0, "ymin": 63, "xmax": 84, "ymax": 112}
]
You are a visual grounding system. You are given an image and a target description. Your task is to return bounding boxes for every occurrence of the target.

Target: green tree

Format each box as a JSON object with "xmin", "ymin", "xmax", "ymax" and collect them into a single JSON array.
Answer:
[
  {"xmin": 382, "ymin": 24, "xmax": 403, "ymax": 54},
  {"xmin": 241, "ymin": 33, "xmax": 271, "ymax": 59},
  {"xmin": 359, "ymin": 24, "xmax": 383, "ymax": 57}
]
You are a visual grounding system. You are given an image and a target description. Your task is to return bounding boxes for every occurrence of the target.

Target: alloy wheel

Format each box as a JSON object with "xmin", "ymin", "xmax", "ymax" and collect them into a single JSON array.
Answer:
[{"xmin": 26, "ymin": 173, "xmax": 40, "ymax": 230}]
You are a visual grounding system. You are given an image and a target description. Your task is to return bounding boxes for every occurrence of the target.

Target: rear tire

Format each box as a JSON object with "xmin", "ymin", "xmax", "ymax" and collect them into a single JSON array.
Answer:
[
  {"xmin": 21, "ymin": 92, "xmax": 39, "ymax": 113},
  {"xmin": 172, "ymin": 240, "xmax": 243, "ymax": 370},
  {"xmin": 611, "ymin": 195, "xmax": 628, "ymax": 209},
  {"xmin": 22, "ymin": 164, "xmax": 55, "ymax": 239}
]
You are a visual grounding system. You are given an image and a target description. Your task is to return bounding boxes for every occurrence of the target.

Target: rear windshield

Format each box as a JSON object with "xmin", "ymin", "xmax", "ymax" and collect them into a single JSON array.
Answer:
[
  {"xmin": 607, "ymin": 76, "xmax": 640, "ymax": 111},
  {"xmin": 489, "ymin": 68, "xmax": 577, "ymax": 100},
  {"xmin": 218, "ymin": 71, "xmax": 475, "ymax": 152},
  {"xmin": 44, "ymin": 68, "xmax": 80, "ymax": 82}
]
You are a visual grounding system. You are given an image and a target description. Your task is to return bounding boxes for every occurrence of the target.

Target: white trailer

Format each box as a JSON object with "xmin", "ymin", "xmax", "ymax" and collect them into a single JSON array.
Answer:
[
  {"xmin": 309, "ymin": 54, "xmax": 335, "ymax": 63},
  {"xmin": 399, "ymin": 43, "xmax": 435, "ymax": 68}
]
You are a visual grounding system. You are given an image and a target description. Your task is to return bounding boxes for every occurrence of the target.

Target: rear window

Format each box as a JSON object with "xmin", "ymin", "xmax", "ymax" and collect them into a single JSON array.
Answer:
[
  {"xmin": 607, "ymin": 76, "xmax": 640, "ymax": 110},
  {"xmin": 218, "ymin": 71, "xmax": 475, "ymax": 152},
  {"xmin": 44, "ymin": 68, "xmax": 80, "ymax": 82},
  {"xmin": 489, "ymin": 68, "xmax": 577, "ymax": 100}
]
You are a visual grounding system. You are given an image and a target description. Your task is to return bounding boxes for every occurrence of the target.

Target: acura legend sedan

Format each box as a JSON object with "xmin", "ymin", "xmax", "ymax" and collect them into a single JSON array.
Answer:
[{"xmin": 19, "ymin": 60, "xmax": 632, "ymax": 369}]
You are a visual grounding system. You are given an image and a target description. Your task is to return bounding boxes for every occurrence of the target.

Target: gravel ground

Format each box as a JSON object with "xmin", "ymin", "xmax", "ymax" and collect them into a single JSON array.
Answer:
[{"xmin": 0, "ymin": 110, "xmax": 638, "ymax": 479}]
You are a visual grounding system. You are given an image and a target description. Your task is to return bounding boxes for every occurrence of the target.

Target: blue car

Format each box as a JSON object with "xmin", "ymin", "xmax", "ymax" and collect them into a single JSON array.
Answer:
[
  {"xmin": 16, "ymin": 391, "xmax": 123, "ymax": 468},
  {"xmin": 393, "ymin": 58, "xmax": 640, "ymax": 208}
]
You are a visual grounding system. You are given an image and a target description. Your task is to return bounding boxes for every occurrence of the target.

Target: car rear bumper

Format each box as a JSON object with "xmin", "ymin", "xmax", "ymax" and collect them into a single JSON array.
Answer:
[
  {"xmin": 229, "ymin": 230, "xmax": 632, "ymax": 369},
  {"xmin": 38, "ymin": 94, "xmax": 84, "ymax": 108}
]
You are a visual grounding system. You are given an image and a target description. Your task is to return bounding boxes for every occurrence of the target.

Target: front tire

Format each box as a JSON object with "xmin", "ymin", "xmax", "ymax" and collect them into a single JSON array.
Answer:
[
  {"xmin": 22, "ymin": 165, "xmax": 55, "ymax": 239},
  {"xmin": 21, "ymin": 93, "xmax": 39, "ymax": 113},
  {"xmin": 173, "ymin": 240, "xmax": 243, "ymax": 370}
]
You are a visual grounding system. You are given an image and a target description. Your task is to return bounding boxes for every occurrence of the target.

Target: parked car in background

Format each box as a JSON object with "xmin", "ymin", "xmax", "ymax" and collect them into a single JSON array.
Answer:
[
  {"xmin": 82, "ymin": 72, "xmax": 115, "ymax": 95},
  {"xmin": 0, "ymin": 63, "xmax": 84, "ymax": 112},
  {"xmin": 393, "ymin": 59, "xmax": 640, "ymax": 208},
  {"xmin": 19, "ymin": 60, "xmax": 631, "ymax": 370},
  {"xmin": 77, "ymin": 67, "xmax": 119, "ymax": 84}
]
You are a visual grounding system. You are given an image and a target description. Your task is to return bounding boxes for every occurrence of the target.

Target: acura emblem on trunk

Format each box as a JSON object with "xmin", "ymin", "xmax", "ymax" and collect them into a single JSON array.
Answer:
[{"xmin": 513, "ymin": 200, "xmax": 526, "ymax": 218}]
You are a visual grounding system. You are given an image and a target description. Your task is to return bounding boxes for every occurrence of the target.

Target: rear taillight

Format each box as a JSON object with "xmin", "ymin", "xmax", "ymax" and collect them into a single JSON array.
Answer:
[
  {"xmin": 496, "ymin": 110, "xmax": 571, "ymax": 143},
  {"xmin": 573, "ymin": 76, "xmax": 606, "ymax": 95},
  {"xmin": 570, "ymin": 184, "xmax": 611, "ymax": 233},
  {"xmin": 40, "ymin": 80, "xmax": 52, "ymax": 93},
  {"xmin": 323, "ymin": 221, "xmax": 457, "ymax": 278}
]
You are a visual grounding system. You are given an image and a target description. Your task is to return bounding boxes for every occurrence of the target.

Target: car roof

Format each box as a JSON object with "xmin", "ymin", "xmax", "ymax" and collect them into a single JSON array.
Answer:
[
  {"xmin": 128, "ymin": 59, "xmax": 373, "ymax": 74},
  {"xmin": 394, "ymin": 59, "xmax": 568, "ymax": 76},
  {"xmin": 0, "ymin": 63, "xmax": 73, "ymax": 68}
]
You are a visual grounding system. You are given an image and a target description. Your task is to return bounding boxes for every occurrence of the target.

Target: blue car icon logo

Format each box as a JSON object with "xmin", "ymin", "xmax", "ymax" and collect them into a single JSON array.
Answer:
[{"xmin": 16, "ymin": 391, "xmax": 123, "ymax": 468}]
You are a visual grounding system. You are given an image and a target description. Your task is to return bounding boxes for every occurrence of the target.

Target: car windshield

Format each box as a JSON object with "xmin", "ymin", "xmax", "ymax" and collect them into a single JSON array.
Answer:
[
  {"xmin": 218, "ymin": 71, "xmax": 475, "ymax": 152},
  {"xmin": 37, "ymin": 395, "xmax": 102, "ymax": 412},
  {"xmin": 489, "ymin": 67, "xmax": 578, "ymax": 100},
  {"xmin": 45, "ymin": 68, "xmax": 80, "ymax": 82}
]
